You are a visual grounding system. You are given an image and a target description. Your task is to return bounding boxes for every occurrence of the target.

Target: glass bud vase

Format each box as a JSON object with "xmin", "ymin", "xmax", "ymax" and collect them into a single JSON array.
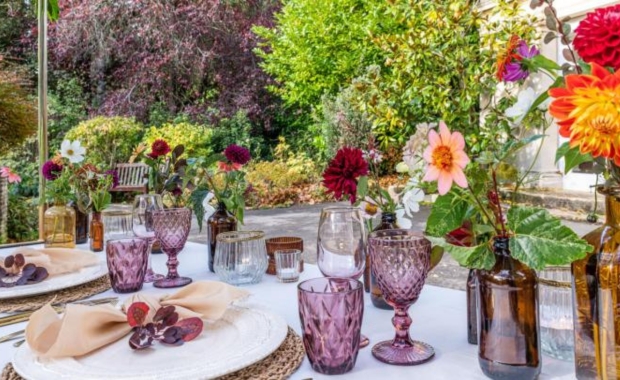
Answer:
[
  {"xmin": 368, "ymin": 212, "xmax": 399, "ymax": 310},
  {"xmin": 478, "ymin": 236, "xmax": 541, "ymax": 380},
  {"xmin": 467, "ymin": 269, "xmax": 478, "ymax": 345},
  {"xmin": 43, "ymin": 202, "xmax": 76, "ymax": 248},
  {"xmin": 207, "ymin": 202, "xmax": 237, "ymax": 272},
  {"xmin": 90, "ymin": 211, "xmax": 104, "ymax": 252},
  {"xmin": 69, "ymin": 201, "xmax": 89, "ymax": 245},
  {"xmin": 594, "ymin": 188, "xmax": 620, "ymax": 379}
]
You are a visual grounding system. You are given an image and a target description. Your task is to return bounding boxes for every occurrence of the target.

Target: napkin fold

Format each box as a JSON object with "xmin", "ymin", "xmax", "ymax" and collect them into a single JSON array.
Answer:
[
  {"xmin": 2, "ymin": 248, "xmax": 99, "ymax": 277},
  {"xmin": 25, "ymin": 281, "xmax": 249, "ymax": 358}
]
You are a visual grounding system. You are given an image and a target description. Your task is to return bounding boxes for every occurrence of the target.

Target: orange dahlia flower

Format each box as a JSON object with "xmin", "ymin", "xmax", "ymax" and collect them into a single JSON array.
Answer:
[
  {"xmin": 549, "ymin": 63, "xmax": 620, "ymax": 165},
  {"xmin": 422, "ymin": 121, "xmax": 470, "ymax": 195}
]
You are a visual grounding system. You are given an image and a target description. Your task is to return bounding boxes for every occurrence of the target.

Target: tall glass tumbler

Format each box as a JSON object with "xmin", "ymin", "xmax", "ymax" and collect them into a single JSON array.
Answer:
[
  {"xmin": 106, "ymin": 238, "xmax": 149, "ymax": 293},
  {"xmin": 298, "ymin": 277, "xmax": 364, "ymax": 375}
]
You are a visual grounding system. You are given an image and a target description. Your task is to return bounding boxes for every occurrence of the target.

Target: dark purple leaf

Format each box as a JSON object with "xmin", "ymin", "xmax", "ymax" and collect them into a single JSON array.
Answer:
[
  {"xmin": 175, "ymin": 318, "xmax": 204, "ymax": 342},
  {"xmin": 30, "ymin": 267, "xmax": 49, "ymax": 283},
  {"xmin": 153, "ymin": 305, "xmax": 176, "ymax": 324},
  {"xmin": 4, "ymin": 256, "xmax": 14, "ymax": 268},
  {"xmin": 14, "ymin": 254, "xmax": 25, "ymax": 267},
  {"xmin": 161, "ymin": 327, "xmax": 184, "ymax": 346}
]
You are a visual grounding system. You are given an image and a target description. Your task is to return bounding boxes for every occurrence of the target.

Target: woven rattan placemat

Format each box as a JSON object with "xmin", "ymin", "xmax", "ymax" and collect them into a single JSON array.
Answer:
[
  {"xmin": 0, "ymin": 275, "xmax": 111, "ymax": 313},
  {"xmin": 2, "ymin": 327, "xmax": 305, "ymax": 380}
]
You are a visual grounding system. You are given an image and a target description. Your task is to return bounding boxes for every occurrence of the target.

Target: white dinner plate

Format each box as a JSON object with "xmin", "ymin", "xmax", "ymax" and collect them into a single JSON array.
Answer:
[
  {"xmin": 13, "ymin": 306, "xmax": 289, "ymax": 380},
  {"xmin": 0, "ymin": 258, "xmax": 108, "ymax": 300}
]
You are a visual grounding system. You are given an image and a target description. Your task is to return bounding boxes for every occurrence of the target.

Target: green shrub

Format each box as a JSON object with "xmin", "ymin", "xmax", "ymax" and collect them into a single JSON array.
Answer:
[
  {"xmin": 0, "ymin": 63, "xmax": 37, "ymax": 156},
  {"xmin": 6, "ymin": 193, "xmax": 39, "ymax": 243},
  {"xmin": 143, "ymin": 122, "xmax": 212, "ymax": 159},
  {"xmin": 210, "ymin": 111, "xmax": 266, "ymax": 159},
  {"xmin": 48, "ymin": 74, "xmax": 89, "ymax": 150},
  {"xmin": 66, "ymin": 116, "xmax": 145, "ymax": 169}
]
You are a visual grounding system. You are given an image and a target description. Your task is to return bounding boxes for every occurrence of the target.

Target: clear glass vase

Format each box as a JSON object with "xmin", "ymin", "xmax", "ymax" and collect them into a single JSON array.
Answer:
[
  {"xmin": 214, "ymin": 230, "xmax": 267, "ymax": 285},
  {"xmin": 538, "ymin": 266, "xmax": 574, "ymax": 361},
  {"xmin": 43, "ymin": 202, "xmax": 76, "ymax": 248}
]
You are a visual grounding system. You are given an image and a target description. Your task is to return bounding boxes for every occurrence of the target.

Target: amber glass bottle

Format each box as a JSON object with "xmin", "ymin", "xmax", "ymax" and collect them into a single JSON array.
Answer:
[
  {"xmin": 593, "ymin": 189, "xmax": 620, "ymax": 379},
  {"xmin": 69, "ymin": 201, "xmax": 89, "ymax": 245},
  {"xmin": 369, "ymin": 212, "xmax": 399, "ymax": 309},
  {"xmin": 467, "ymin": 269, "xmax": 478, "ymax": 345},
  {"xmin": 207, "ymin": 202, "xmax": 237, "ymax": 272},
  {"xmin": 478, "ymin": 237, "xmax": 540, "ymax": 380},
  {"xmin": 89, "ymin": 211, "xmax": 104, "ymax": 252}
]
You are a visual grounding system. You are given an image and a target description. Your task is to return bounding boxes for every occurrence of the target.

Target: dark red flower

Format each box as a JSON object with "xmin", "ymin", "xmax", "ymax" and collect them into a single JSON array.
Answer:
[
  {"xmin": 322, "ymin": 147, "xmax": 369, "ymax": 204},
  {"xmin": 224, "ymin": 144, "xmax": 251, "ymax": 165},
  {"xmin": 150, "ymin": 139, "xmax": 171, "ymax": 158},
  {"xmin": 574, "ymin": 5, "xmax": 620, "ymax": 70},
  {"xmin": 171, "ymin": 186, "xmax": 183, "ymax": 196},
  {"xmin": 42, "ymin": 160, "xmax": 63, "ymax": 181}
]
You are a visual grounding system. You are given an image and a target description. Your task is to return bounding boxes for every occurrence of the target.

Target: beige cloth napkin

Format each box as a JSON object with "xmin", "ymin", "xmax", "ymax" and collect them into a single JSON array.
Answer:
[
  {"xmin": 25, "ymin": 281, "xmax": 249, "ymax": 358},
  {"xmin": 1, "ymin": 248, "xmax": 99, "ymax": 277}
]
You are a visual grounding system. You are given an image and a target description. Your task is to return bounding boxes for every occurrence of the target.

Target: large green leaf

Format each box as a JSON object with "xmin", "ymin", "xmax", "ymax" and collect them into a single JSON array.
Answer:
[
  {"xmin": 427, "ymin": 237, "xmax": 495, "ymax": 270},
  {"xmin": 425, "ymin": 191, "xmax": 469, "ymax": 237},
  {"xmin": 555, "ymin": 142, "xmax": 593, "ymax": 173},
  {"xmin": 507, "ymin": 206, "xmax": 591, "ymax": 270}
]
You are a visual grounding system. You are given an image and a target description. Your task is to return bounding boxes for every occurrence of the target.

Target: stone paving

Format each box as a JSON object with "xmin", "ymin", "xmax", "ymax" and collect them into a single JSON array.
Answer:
[{"xmin": 188, "ymin": 202, "xmax": 596, "ymax": 291}]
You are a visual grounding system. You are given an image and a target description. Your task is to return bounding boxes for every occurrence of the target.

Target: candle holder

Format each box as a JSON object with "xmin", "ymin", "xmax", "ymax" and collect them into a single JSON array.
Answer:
[{"xmin": 214, "ymin": 231, "xmax": 268, "ymax": 285}]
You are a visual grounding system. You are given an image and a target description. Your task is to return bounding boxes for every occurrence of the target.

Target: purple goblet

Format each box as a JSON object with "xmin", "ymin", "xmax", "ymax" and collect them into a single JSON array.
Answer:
[
  {"xmin": 132, "ymin": 194, "xmax": 165, "ymax": 283},
  {"xmin": 151, "ymin": 208, "xmax": 193, "ymax": 288},
  {"xmin": 298, "ymin": 277, "xmax": 364, "ymax": 375},
  {"xmin": 368, "ymin": 229, "xmax": 434, "ymax": 365},
  {"xmin": 106, "ymin": 238, "xmax": 150, "ymax": 293}
]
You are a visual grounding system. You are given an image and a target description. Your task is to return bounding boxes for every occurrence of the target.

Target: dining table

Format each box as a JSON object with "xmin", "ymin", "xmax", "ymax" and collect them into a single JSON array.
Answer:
[{"xmin": 0, "ymin": 241, "xmax": 577, "ymax": 379}]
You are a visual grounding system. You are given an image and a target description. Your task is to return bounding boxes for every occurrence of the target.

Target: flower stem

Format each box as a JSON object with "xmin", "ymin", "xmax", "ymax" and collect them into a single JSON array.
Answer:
[{"xmin": 466, "ymin": 185, "xmax": 501, "ymax": 235}]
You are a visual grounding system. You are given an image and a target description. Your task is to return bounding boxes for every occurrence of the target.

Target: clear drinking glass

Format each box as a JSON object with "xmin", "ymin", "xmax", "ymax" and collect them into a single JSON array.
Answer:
[
  {"xmin": 151, "ymin": 208, "xmax": 193, "ymax": 288},
  {"xmin": 106, "ymin": 238, "xmax": 150, "ymax": 293},
  {"xmin": 102, "ymin": 205, "xmax": 134, "ymax": 241},
  {"xmin": 298, "ymin": 277, "xmax": 364, "ymax": 375},
  {"xmin": 275, "ymin": 249, "xmax": 301, "ymax": 283},
  {"xmin": 132, "ymin": 194, "xmax": 165, "ymax": 283},
  {"xmin": 317, "ymin": 206, "xmax": 368, "ymax": 347},
  {"xmin": 538, "ymin": 266, "xmax": 574, "ymax": 361},
  {"xmin": 368, "ymin": 229, "xmax": 434, "ymax": 365},
  {"xmin": 214, "ymin": 231, "xmax": 268, "ymax": 285}
]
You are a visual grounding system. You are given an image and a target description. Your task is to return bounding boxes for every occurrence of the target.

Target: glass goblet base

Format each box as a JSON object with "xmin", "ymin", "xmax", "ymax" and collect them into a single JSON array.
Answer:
[
  {"xmin": 154, "ymin": 276, "xmax": 192, "ymax": 288},
  {"xmin": 144, "ymin": 269, "xmax": 165, "ymax": 283},
  {"xmin": 371, "ymin": 339, "xmax": 435, "ymax": 365}
]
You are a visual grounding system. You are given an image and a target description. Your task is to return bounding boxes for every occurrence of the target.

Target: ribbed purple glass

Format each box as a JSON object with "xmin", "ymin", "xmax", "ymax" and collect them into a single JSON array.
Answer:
[
  {"xmin": 106, "ymin": 238, "xmax": 149, "ymax": 293},
  {"xmin": 298, "ymin": 277, "xmax": 364, "ymax": 375},
  {"xmin": 151, "ymin": 208, "xmax": 193, "ymax": 288},
  {"xmin": 368, "ymin": 229, "xmax": 434, "ymax": 365}
]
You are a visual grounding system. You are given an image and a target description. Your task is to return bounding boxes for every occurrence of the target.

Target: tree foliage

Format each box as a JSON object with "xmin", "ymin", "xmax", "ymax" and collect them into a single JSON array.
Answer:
[{"xmin": 0, "ymin": 62, "xmax": 37, "ymax": 156}]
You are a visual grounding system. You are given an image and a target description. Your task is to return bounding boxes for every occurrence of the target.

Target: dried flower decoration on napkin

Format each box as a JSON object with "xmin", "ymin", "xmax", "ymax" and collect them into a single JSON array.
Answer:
[
  {"xmin": 127, "ymin": 302, "xmax": 203, "ymax": 350},
  {"xmin": 0, "ymin": 254, "xmax": 49, "ymax": 287}
]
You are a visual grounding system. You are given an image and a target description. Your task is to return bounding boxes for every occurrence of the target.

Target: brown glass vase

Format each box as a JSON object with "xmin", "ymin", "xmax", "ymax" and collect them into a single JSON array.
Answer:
[
  {"xmin": 207, "ymin": 202, "xmax": 237, "ymax": 272},
  {"xmin": 467, "ymin": 269, "xmax": 478, "ymax": 345},
  {"xmin": 593, "ymin": 188, "xmax": 620, "ymax": 379},
  {"xmin": 69, "ymin": 201, "xmax": 89, "ymax": 245},
  {"xmin": 368, "ymin": 212, "xmax": 399, "ymax": 310},
  {"xmin": 478, "ymin": 236, "xmax": 541, "ymax": 380},
  {"xmin": 90, "ymin": 211, "xmax": 104, "ymax": 252}
]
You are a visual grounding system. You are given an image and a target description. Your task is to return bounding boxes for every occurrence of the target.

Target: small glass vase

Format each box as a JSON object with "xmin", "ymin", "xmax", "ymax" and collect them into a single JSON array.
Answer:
[
  {"xmin": 207, "ymin": 202, "xmax": 237, "ymax": 273},
  {"xmin": 368, "ymin": 212, "xmax": 399, "ymax": 310},
  {"xmin": 69, "ymin": 200, "xmax": 89, "ymax": 245},
  {"xmin": 538, "ymin": 266, "xmax": 574, "ymax": 361},
  {"xmin": 467, "ymin": 269, "xmax": 478, "ymax": 345},
  {"xmin": 43, "ymin": 202, "xmax": 76, "ymax": 248},
  {"xmin": 214, "ymin": 231, "xmax": 268, "ymax": 285},
  {"xmin": 90, "ymin": 211, "xmax": 104, "ymax": 252},
  {"xmin": 478, "ymin": 236, "xmax": 541, "ymax": 380}
]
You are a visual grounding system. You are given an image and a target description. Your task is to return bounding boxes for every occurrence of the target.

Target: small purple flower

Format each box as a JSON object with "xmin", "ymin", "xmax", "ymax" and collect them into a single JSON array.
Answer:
[
  {"xmin": 42, "ymin": 160, "xmax": 63, "ymax": 181},
  {"xmin": 171, "ymin": 186, "xmax": 183, "ymax": 197},
  {"xmin": 503, "ymin": 41, "xmax": 540, "ymax": 82},
  {"xmin": 224, "ymin": 144, "xmax": 251, "ymax": 165},
  {"xmin": 105, "ymin": 169, "xmax": 119, "ymax": 188}
]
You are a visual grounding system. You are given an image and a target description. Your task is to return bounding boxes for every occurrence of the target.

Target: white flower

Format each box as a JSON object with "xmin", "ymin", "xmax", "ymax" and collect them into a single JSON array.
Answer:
[
  {"xmin": 60, "ymin": 140, "xmax": 86, "ymax": 163},
  {"xmin": 395, "ymin": 162, "xmax": 410, "ymax": 174},
  {"xmin": 395, "ymin": 209, "xmax": 413, "ymax": 229},
  {"xmin": 401, "ymin": 186, "xmax": 425, "ymax": 217},
  {"xmin": 403, "ymin": 123, "xmax": 434, "ymax": 169},
  {"xmin": 505, "ymin": 87, "xmax": 537, "ymax": 124},
  {"xmin": 202, "ymin": 192, "xmax": 216, "ymax": 219},
  {"xmin": 359, "ymin": 200, "xmax": 380, "ymax": 220}
]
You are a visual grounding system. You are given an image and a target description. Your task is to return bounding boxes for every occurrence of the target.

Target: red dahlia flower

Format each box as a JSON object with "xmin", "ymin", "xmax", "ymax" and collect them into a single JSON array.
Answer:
[
  {"xmin": 574, "ymin": 5, "xmax": 620, "ymax": 70},
  {"xmin": 322, "ymin": 147, "xmax": 369, "ymax": 204},
  {"xmin": 224, "ymin": 144, "xmax": 251, "ymax": 165},
  {"xmin": 150, "ymin": 139, "xmax": 171, "ymax": 158}
]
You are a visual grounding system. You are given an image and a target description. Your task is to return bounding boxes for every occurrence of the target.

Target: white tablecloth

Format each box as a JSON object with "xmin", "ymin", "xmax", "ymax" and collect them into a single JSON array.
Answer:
[{"xmin": 0, "ymin": 242, "xmax": 576, "ymax": 379}]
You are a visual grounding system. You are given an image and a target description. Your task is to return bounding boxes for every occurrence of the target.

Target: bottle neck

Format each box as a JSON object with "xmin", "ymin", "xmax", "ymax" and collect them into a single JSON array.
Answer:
[
  {"xmin": 380, "ymin": 212, "xmax": 396, "ymax": 224},
  {"xmin": 91, "ymin": 211, "xmax": 102, "ymax": 221},
  {"xmin": 604, "ymin": 192, "xmax": 620, "ymax": 229},
  {"xmin": 217, "ymin": 202, "xmax": 227, "ymax": 212},
  {"xmin": 493, "ymin": 236, "xmax": 510, "ymax": 257}
]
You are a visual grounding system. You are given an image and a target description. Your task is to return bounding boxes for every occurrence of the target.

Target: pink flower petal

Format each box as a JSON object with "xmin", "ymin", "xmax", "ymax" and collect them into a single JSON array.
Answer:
[
  {"xmin": 451, "ymin": 166, "xmax": 468, "ymax": 189},
  {"xmin": 450, "ymin": 130, "xmax": 466, "ymax": 151},
  {"xmin": 439, "ymin": 121, "xmax": 451, "ymax": 144},
  {"xmin": 437, "ymin": 170, "xmax": 454, "ymax": 195},
  {"xmin": 452, "ymin": 150, "xmax": 470, "ymax": 168},
  {"xmin": 423, "ymin": 165, "xmax": 440, "ymax": 182},
  {"xmin": 423, "ymin": 146, "xmax": 433, "ymax": 163},
  {"xmin": 428, "ymin": 129, "xmax": 440, "ymax": 148}
]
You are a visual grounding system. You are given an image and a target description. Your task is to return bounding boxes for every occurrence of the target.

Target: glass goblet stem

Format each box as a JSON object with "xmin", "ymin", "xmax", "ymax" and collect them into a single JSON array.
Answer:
[
  {"xmin": 143, "ymin": 237, "xmax": 164, "ymax": 283},
  {"xmin": 392, "ymin": 305, "xmax": 414, "ymax": 348}
]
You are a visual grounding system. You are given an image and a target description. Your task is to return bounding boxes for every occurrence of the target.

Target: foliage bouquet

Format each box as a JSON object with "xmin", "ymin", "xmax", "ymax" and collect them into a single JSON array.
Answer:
[
  {"xmin": 41, "ymin": 140, "xmax": 87, "ymax": 205},
  {"xmin": 74, "ymin": 168, "xmax": 118, "ymax": 213}
]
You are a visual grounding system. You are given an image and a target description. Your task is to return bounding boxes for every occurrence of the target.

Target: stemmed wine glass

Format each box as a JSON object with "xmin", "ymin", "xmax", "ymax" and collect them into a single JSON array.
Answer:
[
  {"xmin": 151, "ymin": 207, "xmax": 193, "ymax": 288},
  {"xmin": 132, "ymin": 194, "xmax": 165, "ymax": 283},
  {"xmin": 317, "ymin": 206, "xmax": 369, "ymax": 348},
  {"xmin": 368, "ymin": 229, "xmax": 434, "ymax": 365}
]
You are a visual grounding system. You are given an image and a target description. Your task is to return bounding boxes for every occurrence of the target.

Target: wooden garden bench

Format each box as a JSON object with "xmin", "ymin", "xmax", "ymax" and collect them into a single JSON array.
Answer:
[{"xmin": 110, "ymin": 163, "xmax": 149, "ymax": 194}]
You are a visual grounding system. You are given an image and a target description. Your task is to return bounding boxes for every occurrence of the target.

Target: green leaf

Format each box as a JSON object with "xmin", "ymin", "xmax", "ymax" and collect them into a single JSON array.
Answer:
[
  {"xmin": 507, "ymin": 206, "xmax": 591, "ymax": 270},
  {"xmin": 189, "ymin": 189, "xmax": 209, "ymax": 232},
  {"xmin": 555, "ymin": 142, "xmax": 593, "ymax": 173},
  {"xmin": 48, "ymin": 0, "xmax": 59, "ymax": 21},
  {"xmin": 531, "ymin": 54, "xmax": 562, "ymax": 71},
  {"xmin": 356, "ymin": 176, "xmax": 368, "ymax": 202},
  {"xmin": 425, "ymin": 191, "xmax": 469, "ymax": 237},
  {"xmin": 427, "ymin": 237, "xmax": 495, "ymax": 269}
]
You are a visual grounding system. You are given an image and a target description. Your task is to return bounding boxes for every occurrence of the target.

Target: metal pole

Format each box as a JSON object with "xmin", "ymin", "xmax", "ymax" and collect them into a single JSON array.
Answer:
[{"xmin": 37, "ymin": 0, "xmax": 48, "ymax": 240}]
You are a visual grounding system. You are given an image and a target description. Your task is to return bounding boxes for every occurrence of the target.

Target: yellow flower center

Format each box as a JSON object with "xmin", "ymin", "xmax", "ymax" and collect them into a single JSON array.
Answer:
[
  {"xmin": 364, "ymin": 202, "xmax": 378, "ymax": 216},
  {"xmin": 432, "ymin": 146, "xmax": 453, "ymax": 171},
  {"xmin": 67, "ymin": 149, "xmax": 74, "ymax": 156}
]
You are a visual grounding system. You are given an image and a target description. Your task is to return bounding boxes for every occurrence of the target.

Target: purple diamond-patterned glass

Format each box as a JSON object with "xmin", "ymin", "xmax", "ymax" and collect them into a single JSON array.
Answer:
[
  {"xmin": 151, "ymin": 208, "xmax": 193, "ymax": 288},
  {"xmin": 132, "ymin": 194, "xmax": 165, "ymax": 283},
  {"xmin": 106, "ymin": 238, "xmax": 149, "ymax": 293},
  {"xmin": 298, "ymin": 277, "xmax": 364, "ymax": 375},
  {"xmin": 368, "ymin": 229, "xmax": 434, "ymax": 365}
]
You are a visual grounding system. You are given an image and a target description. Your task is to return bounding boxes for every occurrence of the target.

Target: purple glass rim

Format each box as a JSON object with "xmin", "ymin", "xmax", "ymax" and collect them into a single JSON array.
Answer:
[
  {"xmin": 106, "ymin": 237, "xmax": 148, "ymax": 246},
  {"xmin": 152, "ymin": 207, "xmax": 191, "ymax": 216},
  {"xmin": 298, "ymin": 277, "xmax": 363, "ymax": 295},
  {"xmin": 368, "ymin": 229, "xmax": 429, "ymax": 243}
]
